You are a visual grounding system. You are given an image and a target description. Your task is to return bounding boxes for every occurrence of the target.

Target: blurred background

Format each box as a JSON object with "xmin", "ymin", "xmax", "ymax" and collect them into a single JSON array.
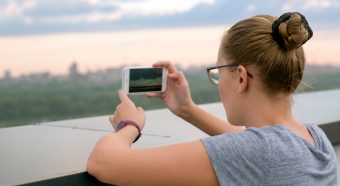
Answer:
[{"xmin": 1, "ymin": 0, "xmax": 340, "ymax": 128}]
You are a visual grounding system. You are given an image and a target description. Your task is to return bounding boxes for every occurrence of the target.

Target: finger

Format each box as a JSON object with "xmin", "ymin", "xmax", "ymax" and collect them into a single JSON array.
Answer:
[
  {"xmin": 137, "ymin": 106, "xmax": 144, "ymax": 112},
  {"xmin": 146, "ymin": 92, "xmax": 161, "ymax": 98},
  {"xmin": 153, "ymin": 60, "xmax": 170, "ymax": 67},
  {"xmin": 153, "ymin": 61, "xmax": 177, "ymax": 73},
  {"xmin": 109, "ymin": 115, "xmax": 114, "ymax": 123},
  {"xmin": 118, "ymin": 89, "xmax": 131, "ymax": 103},
  {"xmin": 169, "ymin": 71, "xmax": 188, "ymax": 88},
  {"xmin": 115, "ymin": 104, "xmax": 120, "ymax": 111},
  {"xmin": 177, "ymin": 71, "xmax": 188, "ymax": 86},
  {"xmin": 168, "ymin": 72, "xmax": 181, "ymax": 80},
  {"xmin": 168, "ymin": 71, "xmax": 186, "ymax": 82}
]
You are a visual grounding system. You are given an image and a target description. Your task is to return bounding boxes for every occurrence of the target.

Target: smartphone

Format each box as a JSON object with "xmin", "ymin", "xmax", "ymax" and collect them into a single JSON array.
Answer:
[{"xmin": 122, "ymin": 66, "xmax": 168, "ymax": 94}]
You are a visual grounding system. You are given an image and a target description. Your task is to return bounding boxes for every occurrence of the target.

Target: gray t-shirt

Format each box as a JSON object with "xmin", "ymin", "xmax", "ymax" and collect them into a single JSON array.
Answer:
[{"xmin": 202, "ymin": 124, "xmax": 338, "ymax": 186}]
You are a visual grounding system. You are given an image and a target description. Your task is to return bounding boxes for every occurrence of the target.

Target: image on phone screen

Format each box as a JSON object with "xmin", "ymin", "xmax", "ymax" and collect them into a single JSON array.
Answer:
[{"xmin": 129, "ymin": 68, "xmax": 163, "ymax": 93}]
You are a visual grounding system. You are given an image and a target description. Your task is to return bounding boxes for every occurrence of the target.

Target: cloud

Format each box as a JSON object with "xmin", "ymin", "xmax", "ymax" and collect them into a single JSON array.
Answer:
[
  {"xmin": 37, "ymin": 11, "xmax": 124, "ymax": 24},
  {"xmin": 282, "ymin": 0, "xmax": 340, "ymax": 12},
  {"xmin": 1, "ymin": 0, "xmax": 340, "ymax": 36},
  {"xmin": 0, "ymin": 0, "xmax": 215, "ymax": 25},
  {"xmin": 116, "ymin": 0, "xmax": 215, "ymax": 16},
  {"xmin": 0, "ymin": 0, "xmax": 37, "ymax": 19},
  {"xmin": 245, "ymin": 4, "xmax": 256, "ymax": 13}
]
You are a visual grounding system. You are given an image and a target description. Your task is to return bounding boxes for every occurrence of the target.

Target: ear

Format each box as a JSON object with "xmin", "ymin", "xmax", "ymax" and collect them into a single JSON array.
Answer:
[{"xmin": 236, "ymin": 65, "xmax": 249, "ymax": 93}]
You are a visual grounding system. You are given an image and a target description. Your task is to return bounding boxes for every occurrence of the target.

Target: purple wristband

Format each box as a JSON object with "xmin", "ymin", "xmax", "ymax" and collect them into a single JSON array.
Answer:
[{"xmin": 115, "ymin": 120, "xmax": 142, "ymax": 143}]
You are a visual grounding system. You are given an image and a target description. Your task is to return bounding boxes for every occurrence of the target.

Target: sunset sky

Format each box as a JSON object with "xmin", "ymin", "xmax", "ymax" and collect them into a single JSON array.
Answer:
[{"xmin": 1, "ymin": 0, "xmax": 340, "ymax": 77}]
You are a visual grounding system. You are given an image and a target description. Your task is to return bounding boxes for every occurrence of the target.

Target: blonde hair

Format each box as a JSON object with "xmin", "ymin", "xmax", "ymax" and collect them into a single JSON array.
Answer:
[{"xmin": 222, "ymin": 12, "xmax": 313, "ymax": 93}]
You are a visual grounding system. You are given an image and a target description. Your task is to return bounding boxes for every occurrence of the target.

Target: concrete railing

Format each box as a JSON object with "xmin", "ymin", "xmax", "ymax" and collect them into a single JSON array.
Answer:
[{"xmin": 1, "ymin": 89, "xmax": 339, "ymax": 186}]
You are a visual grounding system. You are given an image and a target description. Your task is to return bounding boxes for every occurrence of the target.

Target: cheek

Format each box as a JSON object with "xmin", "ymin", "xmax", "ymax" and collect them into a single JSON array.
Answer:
[
  {"xmin": 219, "ymin": 75, "xmax": 236, "ymax": 121},
  {"xmin": 218, "ymin": 72, "xmax": 232, "ymax": 97},
  {"xmin": 219, "ymin": 83, "xmax": 235, "ymax": 122},
  {"xmin": 219, "ymin": 77, "xmax": 230, "ymax": 108}
]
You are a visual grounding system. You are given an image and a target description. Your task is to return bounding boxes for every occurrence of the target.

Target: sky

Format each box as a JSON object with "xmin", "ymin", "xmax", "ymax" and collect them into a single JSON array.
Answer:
[{"xmin": 1, "ymin": 0, "xmax": 340, "ymax": 77}]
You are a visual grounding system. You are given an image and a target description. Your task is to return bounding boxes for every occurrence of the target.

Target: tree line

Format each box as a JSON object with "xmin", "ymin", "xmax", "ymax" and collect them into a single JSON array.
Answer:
[{"xmin": 0, "ymin": 67, "xmax": 340, "ymax": 128}]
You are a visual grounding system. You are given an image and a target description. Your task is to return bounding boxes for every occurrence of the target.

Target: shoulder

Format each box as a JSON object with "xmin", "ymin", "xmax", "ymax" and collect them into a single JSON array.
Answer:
[
  {"xmin": 306, "ymin": 123, "xmax": 330, "ymax": 144},
  {"xmin": 201, "ymin": 127, "xmax": 278, "ymax": 184},
  {"xmin": 202, "ymin": 125, "xmax": 283, "ymax": 152},
  {"xmin": 201, "ymin": 124, "xmax": 338, "ymax": 185},
  {"xmin": 305, "ymin": 123, "xmax": 336, "ymax": 155}
]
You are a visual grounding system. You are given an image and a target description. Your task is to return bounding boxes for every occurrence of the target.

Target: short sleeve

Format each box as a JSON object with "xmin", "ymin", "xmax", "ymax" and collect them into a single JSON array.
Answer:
[{"xmin": 201, "ymin": 129, "xmax": 269, "ymax": 186}]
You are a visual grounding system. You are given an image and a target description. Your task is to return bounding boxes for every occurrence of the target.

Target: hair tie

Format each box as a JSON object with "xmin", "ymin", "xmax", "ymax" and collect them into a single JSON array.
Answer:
[{"xmin": 272, "ymin": 12, "xmax": 313, "ymax": 49}]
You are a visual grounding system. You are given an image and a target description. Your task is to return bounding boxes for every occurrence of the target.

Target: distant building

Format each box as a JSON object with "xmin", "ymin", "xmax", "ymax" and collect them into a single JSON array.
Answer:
[
  {"xmin": 4, "ymin": 70, "xmax": 12, "ymax": 81},
  {"xmin": 69, "ymin": 61, "xmax": 80, "ymax": 79}
]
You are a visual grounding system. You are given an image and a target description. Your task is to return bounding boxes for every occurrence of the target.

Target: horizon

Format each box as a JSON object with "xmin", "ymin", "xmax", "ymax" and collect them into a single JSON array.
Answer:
[{"xmin": 2, "ymin": 56, "xmax": 340, "ymax": 80}]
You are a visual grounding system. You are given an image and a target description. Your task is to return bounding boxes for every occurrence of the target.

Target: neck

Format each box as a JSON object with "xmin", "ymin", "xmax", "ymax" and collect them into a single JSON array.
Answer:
[{"xmin": 241, "ymin": 91, "xmax": 298, "ymax": 128}]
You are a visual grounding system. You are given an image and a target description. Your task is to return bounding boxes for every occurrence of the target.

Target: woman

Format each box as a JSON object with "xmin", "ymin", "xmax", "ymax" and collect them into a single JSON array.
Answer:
[{"xmin": 87, "ymin": 12, "xmax": 337, "ymax": 185}]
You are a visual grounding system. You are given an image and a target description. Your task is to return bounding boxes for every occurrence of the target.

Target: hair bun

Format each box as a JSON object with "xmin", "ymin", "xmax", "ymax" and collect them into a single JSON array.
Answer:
[{"xmin": 272, "ymin": 12, "xmax": 313, "ymax": 50}]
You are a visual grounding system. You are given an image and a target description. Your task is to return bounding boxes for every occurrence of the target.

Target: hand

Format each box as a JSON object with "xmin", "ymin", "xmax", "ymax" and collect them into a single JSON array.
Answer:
[
  {"xmin": 146, "ymin": 61, "xmax": 195, "ymax": 118},
  {"xmin": 109, "ymin": 90, "xmax": 146, "ymax": 130}
]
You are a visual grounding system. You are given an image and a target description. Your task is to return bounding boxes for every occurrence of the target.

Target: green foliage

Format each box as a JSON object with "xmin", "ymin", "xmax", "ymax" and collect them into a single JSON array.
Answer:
[
  {"xmin": 1, "ymin": 67, "xmax": 340, "ymax": 128},
  {"xmin": 298, "ymin": 70, "xmax": 340, "ymax": 92},
  {"xmin": 0, "ymin": 80, "xmax": 121, "ymax": 127}
]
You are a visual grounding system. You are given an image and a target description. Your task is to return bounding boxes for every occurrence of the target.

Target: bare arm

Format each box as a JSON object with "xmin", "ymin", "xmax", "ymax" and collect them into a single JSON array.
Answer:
[
  {"xmin": 87, "ymin": 131, "xmax": 219, "ymax": 186},
  {"xmin": 147, "ymin": 61, "xmax": 245, "ymax": 136},
  {"xmin": 87, "ymin": 90, "xmax": 218, "ymax": 185},
  {"xmin": 181, "ymin": 103, "xmax": 245, "ymax": 136}
]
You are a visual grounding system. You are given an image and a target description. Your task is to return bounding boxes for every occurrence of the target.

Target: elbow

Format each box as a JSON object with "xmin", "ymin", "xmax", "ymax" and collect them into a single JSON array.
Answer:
[
  {"xmin": 86, "ymin": 153, "xmax": 102, "ymax": 180},
  {"xmin": 86, "ymin": 156, "xmax": 97, "ymax": 177},
  {"xmin": 86, "ymin": 138, "xmax": 108, "ymax": 182},
  {"xmin": 86, "ymin": 155, "xmax": 112, "ymax": 184},
  {"xmin": 86, "ymin": 134, "xmax": 111, "ymax": 177},
  {"xmin": 86, "ymin": 135, "xmax": 120, "ymax": 184}
]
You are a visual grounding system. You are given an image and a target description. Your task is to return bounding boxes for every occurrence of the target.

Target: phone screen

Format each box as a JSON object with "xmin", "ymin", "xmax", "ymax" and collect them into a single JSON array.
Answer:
[{"xmin": 129, "ymin": 68, "xmax": 163, "ymax": 93}]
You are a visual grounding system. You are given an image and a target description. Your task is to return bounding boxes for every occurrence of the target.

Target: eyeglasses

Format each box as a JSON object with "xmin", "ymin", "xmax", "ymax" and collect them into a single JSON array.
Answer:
[{"xmin": 207, "ymin": 64, "xmax": 254, "ymax": 85}]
